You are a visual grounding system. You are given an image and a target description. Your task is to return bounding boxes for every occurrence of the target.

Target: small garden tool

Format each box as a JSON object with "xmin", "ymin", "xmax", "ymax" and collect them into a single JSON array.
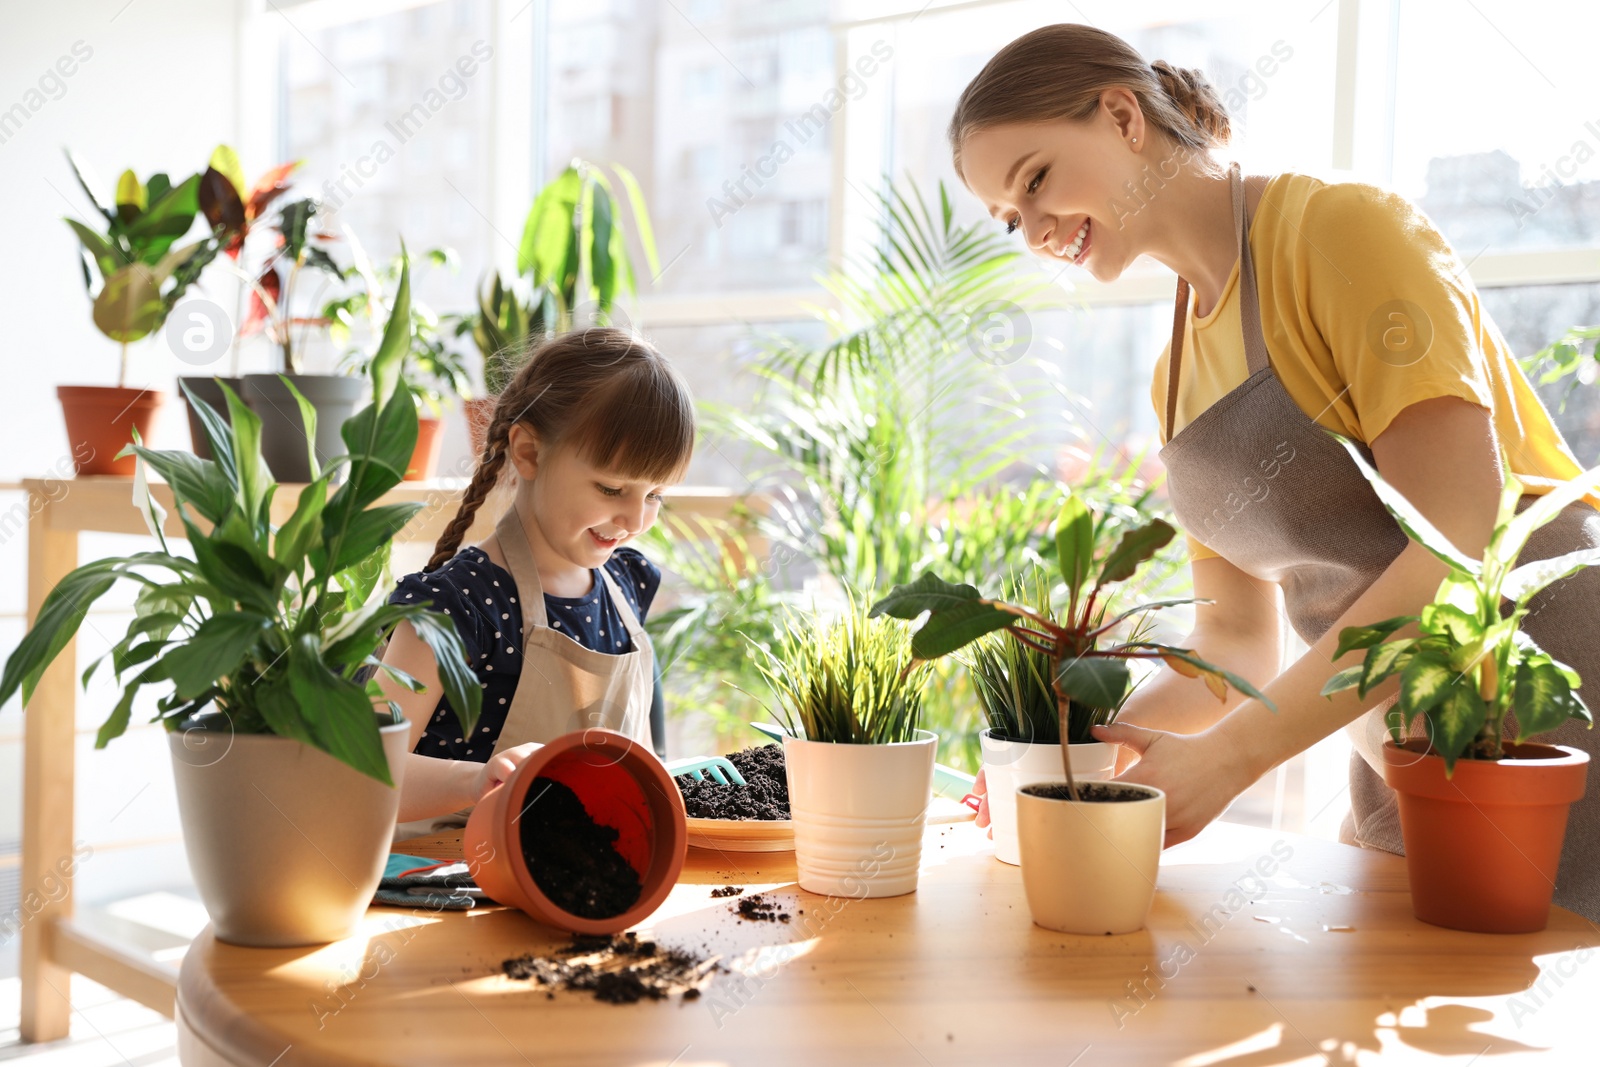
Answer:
[
  {"xmin": 665, "ymin": 755, "xmax": 747, "ymax": 786},
  {"xmin": 746, "ymin": 721, "xmax": 977, "ymax": 800}
]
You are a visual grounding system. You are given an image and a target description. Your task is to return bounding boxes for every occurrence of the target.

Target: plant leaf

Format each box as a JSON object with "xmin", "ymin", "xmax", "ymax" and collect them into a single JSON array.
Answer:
[
  {"xmin": 1432, "ymin": 683, "xmax": 1487, "ymax": 772},
  {"xmin": 1359, "ymin": 638, "xmax": 1416, "ymax": 697},
  {"xmin": 1055, "ymin": 656, "xmax": 1131, "ymax": 710},
  {"xmin": 162, "ymin": 613, "xmax": 269, "ymax": 700},
  {"xmin": 1332, "ymin": 616, "xmax": 1413, "ymax": 661},
  {"xmin": 1500, "ymin": 464, "xmax": 1600, "ymax": 568},
  {"xmin": 287, "ymin": 635, "xmax": 392, "ymax": 786},
  {"xmin": 1512, "ymin": 655, "xmax": 1592, "ymax": 740},
  {"xmin": 1054, "ymin": 494, "xmax": 1094, "ymax": 593},
  {"xmin": 1503, "ymin": 546, "xmax": 1600, "ymax": 605},
  {"xmin": 1095, "ymin": 518, "xmax": 1177, "ymax": 588},
  {"xmin": 908, "ymin": 599, "xmax": 1017, "ymax": 659}
]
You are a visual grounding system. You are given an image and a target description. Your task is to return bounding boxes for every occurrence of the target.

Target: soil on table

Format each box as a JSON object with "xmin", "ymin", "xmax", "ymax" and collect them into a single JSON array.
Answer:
[
  {"xmin": 676, "ymin": 744, "xmax": 790, "ymax": 820},
  {"xmin": 734, "ymin": 893, "xmax": 792, "ymax": 923},
  {"xmin": 1024, "ymin": 782, "xmax": 1149, "ymax": 803},
  {"xmin": 519, "ymin": 776, "xmax": 642, "ymax": 919},
  {"xmin": 502, "ymin": 931, "xmax": 720, "ymax": 1004}
]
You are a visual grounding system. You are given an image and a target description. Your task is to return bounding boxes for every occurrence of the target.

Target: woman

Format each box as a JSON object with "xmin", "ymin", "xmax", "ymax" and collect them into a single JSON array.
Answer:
[{"xmin": 951, "ymin": 24, "xmax": 1600, "ymax": 921}]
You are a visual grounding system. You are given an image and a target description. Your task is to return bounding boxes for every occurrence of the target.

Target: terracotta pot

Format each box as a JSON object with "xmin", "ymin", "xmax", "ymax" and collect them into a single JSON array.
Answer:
[
  {"xmin": 406, "ymin": 415, "xmax": 444, "ymax": 481},
  {"xmin": 168, "ymin": 714, "xmax": 412, "ymax": 947},
  {"xmin": 979, "ymin": 729, "xmax": 1116, "ymax": 865},
  {"xmin": 783, "ymin": 730, "xmax": 937, "ymax": 898},
  {"xmin": 1016, "ymin": 781, "xmax": 1164, "ymax": 935},
  {"xmin": 464, "ymin": 729, "xmax": 686, "ymax": 934},
  {"xmin": 178, "ymin": 376, "xmax": 243, "ymax": 461},
  {"xmin": 1383, "ymin": 740, "xmax": 1588, "ymax": 933},
  {"xmin": 465, "ymin": 396, "xmax": 497, "ymax": 457},
  {"xmin": 56, "ymin": 386, "xmax": 165, "ymax": 476}
]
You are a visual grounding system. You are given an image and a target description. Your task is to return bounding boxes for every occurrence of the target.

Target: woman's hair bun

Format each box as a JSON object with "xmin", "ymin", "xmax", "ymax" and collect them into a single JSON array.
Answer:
[{"xmin": 1150, "ymin": 59, "xmax": 1231, "ymax": 147}]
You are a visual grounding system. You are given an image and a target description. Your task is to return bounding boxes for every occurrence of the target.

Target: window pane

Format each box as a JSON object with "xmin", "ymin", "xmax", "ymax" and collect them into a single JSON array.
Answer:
[
  {"xmin": 281, "ymin": 1, "xmax": 496, "ymax": 335},
  {"xmin": 1395, "ymin": 0, "xmax": 1600, "ymax": 256},
  {"xmin": 547, "ymin": 0, "xmax": 836, "ymax": 295},
  {"xmin": 1480, "ymin": 284, "xmax": 1600, "ymax": 464}
]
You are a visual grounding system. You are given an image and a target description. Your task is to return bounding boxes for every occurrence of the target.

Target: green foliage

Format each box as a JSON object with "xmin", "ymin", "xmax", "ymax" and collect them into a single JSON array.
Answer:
[
  {"xmin": 1321, "ymin": 437, "xmax": 1600, "ymax": 772},
  {"xmin": 0, "ymin": 251, "xmax": 482, "ymax": 785},
  {"xmin": 238, "ymin": 197, "xmax": 346, "ymax": 375},
  {"xmin": 872, "ymin": 490, "xmax": 1272, "ymax": 796},
  {"xmin": 1519, "ymin": 323, "xmax": 1600, "ymax": 412},
  {"xmin": 326, "ymin": 242, "xmax": 472, "ymax": 416},
  {"xmin": 460, "ymin": 159, "xmax": 658, "ymax": 395},
  {"xmin": 753, "ymin": 596, "xmax": 930, "ymax": 746}
]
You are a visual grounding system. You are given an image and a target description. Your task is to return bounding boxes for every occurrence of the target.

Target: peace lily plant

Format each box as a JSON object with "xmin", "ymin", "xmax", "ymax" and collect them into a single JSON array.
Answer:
[
  {"xmin": 1320, "ymin": 436, "xmax": 1600, "ymax": 934},
  {"xmin": 2, "ymin": 250, "xmax": 483, "ymax": 946}
]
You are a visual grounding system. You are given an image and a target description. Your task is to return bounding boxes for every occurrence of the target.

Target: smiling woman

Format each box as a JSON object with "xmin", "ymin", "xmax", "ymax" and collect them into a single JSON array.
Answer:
[{"xmin": 947, "ymin": 22, "xmax": 1600, "ymax": 924}]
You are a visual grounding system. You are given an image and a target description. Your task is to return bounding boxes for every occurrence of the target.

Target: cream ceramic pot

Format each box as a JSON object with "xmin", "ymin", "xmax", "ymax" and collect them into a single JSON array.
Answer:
[{"xmin": 1016, "ymin": 781, "xmax": 1165, "ymax": 935}]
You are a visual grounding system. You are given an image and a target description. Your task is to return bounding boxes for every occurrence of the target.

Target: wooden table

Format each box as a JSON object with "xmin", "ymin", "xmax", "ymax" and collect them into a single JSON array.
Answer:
[
  {"xmin": 172, "ymin": 819, "xmax": 1599, "ymax": 1066},
  {"xmin": 12, "ymin": 475, "xmax": 753, "ymax": 1044}
]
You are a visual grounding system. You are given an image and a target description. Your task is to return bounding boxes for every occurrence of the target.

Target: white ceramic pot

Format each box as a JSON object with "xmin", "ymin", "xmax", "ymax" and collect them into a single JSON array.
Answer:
[
  {"xmin": 979, "ymin": 729, "xmax": 1116, "ymax": 865},
  {"xmin": 783, "ymin": 730, "xmax": 937, "ymax": 898},
  {"xmin": 1016, "ymin": 780, "xmax": 1165, "ymax": 935},
  {"xmin": 169, "ymin": 714, "xmax": 412, "ymax": 946}
]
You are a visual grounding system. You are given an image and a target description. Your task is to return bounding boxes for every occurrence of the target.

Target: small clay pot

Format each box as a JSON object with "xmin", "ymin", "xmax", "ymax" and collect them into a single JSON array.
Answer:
[
  {"xmin": 57, "ymin": 385, "xmax": 165, "ymax": 476},
  {"xmin": 406, "ymin": 415, "xmax": 443, "ymax": 481},
  {"xmin": 1383, "ymin": 740, "xmax": 1588, "ymax": 933},
  {"xmin": 464, "ymin": 729, "xmax": 686, "ymax": 934},
  {"xmin": 1016, "ymin": 780, "xmax": 1165, "ymax": 935}
]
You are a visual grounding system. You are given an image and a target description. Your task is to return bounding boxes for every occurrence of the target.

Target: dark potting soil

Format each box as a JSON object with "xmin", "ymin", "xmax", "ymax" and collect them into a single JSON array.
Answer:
[
  {"xmin": 519, "ymin": 777, "xmax": 642, "ymax": 920},
  {"xmin": 502, "ymin": 932, "xmax": 720, "ymax": 1005},
  {"xmin": 676, "ymin": 744, "xmax": 790, "ymax": 820},
  {"xmin": 735, "ymin": 893, "xmax": 791, "ymax": 923},
  {"xmin": 709, "ymin": 885, "xmax": 744, "ymax": 898},
  {"xmin": 1024, "ymin": 783, "xmax": 1149, "ymax": 803}
]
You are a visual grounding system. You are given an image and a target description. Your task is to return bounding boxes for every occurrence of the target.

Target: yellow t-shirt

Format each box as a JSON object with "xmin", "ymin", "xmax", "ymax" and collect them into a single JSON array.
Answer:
[{"xmin": 1151, "ymin": 171, "xmax": 1591, "ymax": 563}]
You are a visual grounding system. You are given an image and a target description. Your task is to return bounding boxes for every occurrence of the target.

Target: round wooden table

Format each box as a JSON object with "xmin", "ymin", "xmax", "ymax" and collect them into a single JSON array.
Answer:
[{"xmin": 174, "ymin": 816, "xmax": 1598, "ymax": 1065}]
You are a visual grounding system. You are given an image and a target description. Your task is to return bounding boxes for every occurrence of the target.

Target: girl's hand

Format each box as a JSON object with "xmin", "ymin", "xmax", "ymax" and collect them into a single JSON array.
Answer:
[
  {"xmin": 1090, "ymin": 724, "xmax": 1254, "ymax": 848},
  {"xmin": 972, "ymin": 767, "xmax": 992, "ymax": 839},
  {"xmin": 473, "ymin": 742, "xmax": 545, "ymax": 802}
]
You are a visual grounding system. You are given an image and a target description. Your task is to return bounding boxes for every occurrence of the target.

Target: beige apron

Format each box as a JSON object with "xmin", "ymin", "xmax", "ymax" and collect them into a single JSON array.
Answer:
[
  {"xmin": 393, "ymin": 506, "xmax": 655, "ymax": 842},
  {"xmin": 1159, "ymin": 162, "xmax": 1600, "ymax": 920}
]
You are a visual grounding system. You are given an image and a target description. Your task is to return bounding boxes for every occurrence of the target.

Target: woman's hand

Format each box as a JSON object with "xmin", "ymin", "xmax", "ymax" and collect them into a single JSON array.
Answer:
[
  {"xmin": 1090, "ymin": 723, "xmax": 1256, "ymax": 848},
  {"xmin": 472, "ymin": 742, "xmax": 545, "ymax": 801},
  {"xmin": 972, "ymin": 767, "xmax": 992, "ymax": 839}
]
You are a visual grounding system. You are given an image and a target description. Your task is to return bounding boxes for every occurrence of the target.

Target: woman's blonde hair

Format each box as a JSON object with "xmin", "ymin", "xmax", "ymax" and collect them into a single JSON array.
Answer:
[
  {"xmin": 426, "ymin": 326, "xmax": 695, "ymax": 571},
  {"xmin": 948, "ymin": 24, "xmax": 1231, "ymax": 181}
]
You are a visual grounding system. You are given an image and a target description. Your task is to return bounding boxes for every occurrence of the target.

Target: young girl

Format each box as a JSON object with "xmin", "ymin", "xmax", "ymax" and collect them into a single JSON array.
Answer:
[{"xmin": 378, "ymin": 326, "xmax": 696, "ymax": 840}]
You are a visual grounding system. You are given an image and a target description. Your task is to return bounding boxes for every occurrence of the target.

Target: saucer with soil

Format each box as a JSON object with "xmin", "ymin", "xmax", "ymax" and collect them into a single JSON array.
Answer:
[{"xmin": 675, "ymin": 744, "xmax": 795, "ymax": 852}]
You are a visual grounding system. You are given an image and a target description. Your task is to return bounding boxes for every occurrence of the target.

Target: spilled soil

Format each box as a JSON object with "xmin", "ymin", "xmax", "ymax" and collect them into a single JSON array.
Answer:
[
  {"xmin": 520, "ymin": 777, "xmax": 641, "ymax": 919},
  {"xmin": 676, "ymin": 744, "xmax": 789, "ymax": 820},
  {"xmin": 502, "ymin": 932, "xmax": 720, "ymax": 1004}
]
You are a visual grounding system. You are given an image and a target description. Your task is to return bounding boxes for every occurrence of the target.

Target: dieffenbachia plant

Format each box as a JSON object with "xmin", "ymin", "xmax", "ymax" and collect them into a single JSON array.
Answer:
[
  {"xmin": 870, "ymin": 494, "xmax": 1274, "ymax": 800},
  {"xmin": 0, "ymin": 249, "xmax": 482, "ymax": 785},
  {"xmin": 1321, "ymin": 438, "xmax": 1600, "ymax": 772}
]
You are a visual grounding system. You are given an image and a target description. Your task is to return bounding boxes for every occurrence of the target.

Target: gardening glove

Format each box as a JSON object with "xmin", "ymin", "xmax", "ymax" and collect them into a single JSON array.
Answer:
[{"xmin": 373, "ymin": 853, "xmax": 499, "ymax": 911}]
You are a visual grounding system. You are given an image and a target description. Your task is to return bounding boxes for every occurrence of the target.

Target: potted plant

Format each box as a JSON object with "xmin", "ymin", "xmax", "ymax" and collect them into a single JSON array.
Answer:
[
  {"xmin": 1321, "ymin": 439, "xmax": 1600, "ymax": 934},
  {"xmin": 326, "ymin": 244, "xmax": 472, "ymax": 481},
  {"xmin": 60, "ymin": 151, "xmax": 227, "ymax": 475},
  {"xmin": 871, "ymin": 494, "xmax": 1273, "ymax": 934},
  {"xmin": 0, "ymin": 253, "xmax": 484, "ymax": 947},
  {"xmin": 965, "ymin": 567, "xmax": 1117, "ymax": 866},
  {"xmin": 183, "ymin": 145, "xmax": 299, "ymax": 460},
  {"xmin": 455, "ymin": 159, "xmax": 659, "ymax": 454},
  {"xmin": 234, "ymin": 197, "xmax": 363, "ymax": 482},
  {"xmin": 753, "ymin": 597, "xmax": 936, "ymax": 898}
]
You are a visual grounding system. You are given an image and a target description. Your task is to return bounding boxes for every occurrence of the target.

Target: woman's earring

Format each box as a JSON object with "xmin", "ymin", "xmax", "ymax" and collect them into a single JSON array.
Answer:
[{"xmin": 1131, "ymin": 137, "xmax": 1138, "ymax": 144}]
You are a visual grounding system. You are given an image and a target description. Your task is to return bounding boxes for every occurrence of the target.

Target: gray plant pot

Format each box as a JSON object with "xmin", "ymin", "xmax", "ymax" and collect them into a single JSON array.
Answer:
[
  {"xmin": 178, "ymin": 376, "xmax": 243, "ymax": 461},
  {"xmin": 241, "ymin": 373, "xmax": 368, "ymax": 483},
  {"xmin": 168, "ymin": 714, "xmax": 411, "ymax": 947}
]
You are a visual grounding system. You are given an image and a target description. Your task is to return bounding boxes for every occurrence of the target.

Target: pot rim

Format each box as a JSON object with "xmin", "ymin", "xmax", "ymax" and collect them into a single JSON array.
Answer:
[
  {"xmin": 780, "ymin": 728, "xmax": 938, "ymax": 748},
  {"xmin": 1017, "ymin": 780, "xmax": 1163, "ymax": 805},
  {"xmin": 1382, "ymin": 739, "xmax": 1590, "ymax": 769},
  {"xmin": 980, "ymin": 727, "xmax": 1111, "ymax": 748},
  {"xmin": 57, "ymin": 384, "xmax": 167, "ymax": 401}
]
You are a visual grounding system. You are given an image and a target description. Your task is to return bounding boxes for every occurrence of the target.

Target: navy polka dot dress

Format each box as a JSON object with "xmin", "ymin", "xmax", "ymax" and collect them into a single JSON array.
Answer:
[{"xmin": 389, "ymin": 545, "xmax": 660, "ymax": 762}]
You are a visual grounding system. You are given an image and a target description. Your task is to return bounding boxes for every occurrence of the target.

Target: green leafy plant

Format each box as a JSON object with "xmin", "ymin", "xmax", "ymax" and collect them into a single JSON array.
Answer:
[
  {"xmin": 871, "ymin": 494, "xmax": 1273, "ymax": 799},
  {"xmin": 965, "ymin": 567, "xmax": 1118, "ymax": 746},
  {"xmin": 0, "ymin": 250, "xmax": 482, "ymax": 785},
  {"xmin": 1518, "ymin": 323, "xmax": 1600, "ymax": 412},
  {"xmin": 326, "ymin": 244, "xmax": 472, "ymax": 417},
  {"xmin": 754, "ymin": 596, "xmax": 931, "ymax": 746},
  {"xmin": 62, "ymin": 150, "xmax": 231, "ymax": 386},
  {"xmin": 461, "ymin": 159, "xmax": 658, "ymax": 395},
  {"xmin": 1320, "ymin": 438, "xmax": 1600, "ymax": 772}
]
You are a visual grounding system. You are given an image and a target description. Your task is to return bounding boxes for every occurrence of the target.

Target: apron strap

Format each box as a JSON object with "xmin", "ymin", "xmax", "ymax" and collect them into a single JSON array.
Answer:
[
  {"xmin": 493, "ymin": 506, "xmax": 549, "ymax": 630},
  {"xmin": 1163, "ymin": 162, "xmax": 1271, "ymax": 442},
  {"xmin": 594, "ymin": 563, "xmax": 648, "ymax": 643}
]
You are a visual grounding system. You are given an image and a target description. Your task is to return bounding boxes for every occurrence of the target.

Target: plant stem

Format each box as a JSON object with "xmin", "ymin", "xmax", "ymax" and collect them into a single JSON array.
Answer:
[
  {"xmin": 1054, "ymin": 682, "xmax": 1081, "ymax": 802},
  {"xmin": 118, "ymin": 341, "xmax": 128, "ymax": 389}
]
